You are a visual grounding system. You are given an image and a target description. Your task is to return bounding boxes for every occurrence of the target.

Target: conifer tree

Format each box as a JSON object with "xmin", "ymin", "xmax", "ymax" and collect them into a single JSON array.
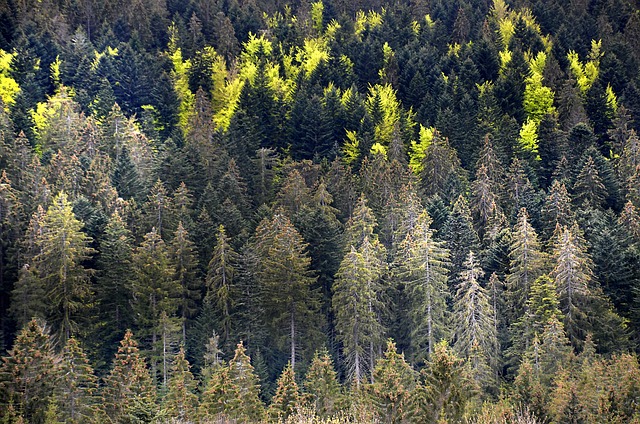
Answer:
[
  {"xmin": 573, "ymin": 156, "xmax": 607, "ymax": 208},
  {"xmin": 132, "ymin": 228, "xmax": 180, "ymax": 383},
  {"xmin": 471, "ymin": 164, "xmax": 502, "ymax": 241},
  {"xmin": 397, "ymin": 210, "xmax": 450, "ymax": 360},
  {"xmin": 419, "ymin": 130, "xmax": 467, "ymax": 203},
  {"xmin": 206, "ymin": 224, "xmax": 239, "ymax": 348},
  {"xmin": 0, "ymin": 319, "xmax": 57, "ymax": 424},
  {"xmin": 541, "ymin": 180, "xmax": 575, "ymax": 237},
  {"xmin": 162, "ymin": 347, "xmax": 198, "ymax": 422},
  {"xmin": 368, "ymin": 339, "xmax": 415, "ymax": 424},
  {"xmin": 452, "ymin": 252, "xmax": 496, "ymax": 387},
  {"xmin": 442, "ymin": 195, "xmax": 479, "ymax": 279},
  {"xmin": 53, "ymin": 338, "xmax": 100, "ymax": 423},
  {"xmin": 94, "ymin": 211, "xmax": 135, "ymax": 362},
  {"xmin": 253, "ymin": 211, "xmax": 322, "ymax": 370},
  {"xmin": 333, "ymin": 239, "xmax": 385, "ymax": 387},
  {"xmin": 269, "ymin": 362, "xmax": 301, "ymax": 421},
  {"xmin": 143, "ymin": 179, "xmax": 174, "ymax": 239},
  {"xmin": 169, "ymin": 222, "xmax": 201, "ymax": 342},
  {"xmin": 303, "ymin": 350, "xmax": 343, "ymax": 419},
  {"xmin": 102, "ymin": 330, "xmax": 157, "ymax": 423},
  {"xmin": 411, "ymin": 340, "xmax": 471, "ymax": 424},
  {"xmin": 36, "ymin": 192, "xmax": 95, "ymax": 344},
  {"xmin": 506, "ymin": 208, "xmax": 546, "ymax": 319}
]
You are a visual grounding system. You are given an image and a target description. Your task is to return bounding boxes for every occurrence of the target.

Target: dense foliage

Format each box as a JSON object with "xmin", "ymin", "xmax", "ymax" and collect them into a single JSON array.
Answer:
[{"xmin": 1, "ymin": 0, "xmax": 640, "ymax": 422}]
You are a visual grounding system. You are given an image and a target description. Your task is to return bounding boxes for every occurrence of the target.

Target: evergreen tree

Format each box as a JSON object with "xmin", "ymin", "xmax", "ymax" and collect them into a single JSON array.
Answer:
[
  {"xmin": 541, "ymin": 180, "xmax": 575, "ymax": 238},
  {"xmin": 162, "ymin": 347, "xmax": 198, "ymax": 422},
  {"xmin": 471, "ymin": 164, "xmax": 502, "ymax": 241},
  {"xmin": 452, "ymin": 252, "xmax": 496, "ymax": 388},
  {"xmin": 269, "ymin": 362, "xmax": 301, "ymax": 421},
  {"xmin": 506, "ymin": 208, "xmax": 546, "ymax": 319},
  {"xmin": 36, "ymin": 192, "xmax": 95, "ymax": 344},
  {"xmin": 169, "ymin": 222, "xmax": 201, "ymax": 342},
  {"xmin": 367, "ymin": 339, "xmax": 415, "ymax": 424},
  {"xmin": 303, "ymin": 350, "xmax": 343, "ymax": 419},
  {"xmin": 102, "ymin": 330, "xmax": 157, "ymax": 423},
  {"xmin": 0, "ymin": 319, "xmax": 57, "ymax": 424},
  {"xmin": 419, "ymin": 130, "xmax": 467, "ymax": 203},
  {"xmin": 333, "ymin": 240, "xmax": 385, "ymax": 388},
  {"xmin": 397, "ymin": 210, "xmax": 450, "ymax": 360},
  {"xmin": 442, "ymin": 195, "xmax": 479, "ymax": 279},
  {"xmin": 53, "ymin": 338, "xmax": 100, "ymax": 423},
  {"xmin": 205, "ymin": 224, "xmax": 239, "ymax": 349},
  {"xmin": 253, "ymin": 211, "xmax": 322, "ymax": 370},
  {"xmin": 94, "ymin": 211, "xmax": 135, "ymax": 364}
]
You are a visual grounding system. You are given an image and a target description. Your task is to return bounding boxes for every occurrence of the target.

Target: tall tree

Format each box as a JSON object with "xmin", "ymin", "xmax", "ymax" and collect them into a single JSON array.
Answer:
[
  {"xmin": 36, "ymin": 192, "xmax": 94, "ymax": 344},
  {"xmin": 205, "ymin": 224, "xmax": 239, "ymax": 350},
  {"xmin": 162, "ymin": 347, "xmax": 198, "ymax": 422},
  {"xmin": 333, "ymin": 240, "xmax": 385, "ymax": 388},
  {"xmin": 397, "ymin": 210, "xmax": 450, "ymax": 360},
  {"xmin": 303, "ymin": 350, "xmax": 343, "ymax": 419},
  {"xmin": 506, "ymin": 208, "xmax": 546, "ymax": 320},
  {"xmin": 268, "ymin": 362, "xmax": 301, "ymax": 421},
  {"xmin": 442, "ymin": 195, "xmax": 479, "ymax": 279},
  {"xmin": 452, "ymin": 252, "xmax": 496, "ymax": 388},
  {"xmin": 253, "ymin": 211, "xmax": 322, "ymax": 370}
]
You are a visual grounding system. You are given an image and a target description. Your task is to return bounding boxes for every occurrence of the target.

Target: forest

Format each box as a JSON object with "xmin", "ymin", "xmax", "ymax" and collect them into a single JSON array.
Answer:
[{"xmin": 1, "ymin": 0, "xmax": 640, "ymax": 422}]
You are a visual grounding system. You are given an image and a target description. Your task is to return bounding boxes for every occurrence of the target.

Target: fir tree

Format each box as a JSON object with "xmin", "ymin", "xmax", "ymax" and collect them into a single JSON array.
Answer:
[
  {"xmin": 452, "ymin": 252, "xmax": 496, "ymax": 388},
  {"xmin": 303, "ymin": 350, "xmax": 343, "ymax": 419},
  {"xmin": 205, "ymin": 224, "xmax": 239, "ymax": 349},
  {"xmin": 162, "ymin": 347, "xmax": 198, "ymax": 422},
  {"xmin": 367, "ymin": 339, "xmax": 415, "ymax": 424},
  {"xmin": 442, "ymin": 195, "xmax": 479, "ymax": 280},
  {"xmin": 53, "ymin": 338, "xmax": 100, "ymax": 423},
  {"xmin": 573, "ymin": 156, "xmax": 607, "ymax": 208},
  {"xmin": 102, "ymin": 330, "xmax": 157, "ymax": 423},
  {"xmin": 269, "ymin": 362, "xmax": 301, "ymax": 421},
  {"xmin": 397, "ymin": 210, "xmax": 450, "ymax": 360},
  {"xmin": 253, "ymin": 211, "xmax": 322, "ymax": 370},
  {"xmin": 0, "ymin": 319, "xmax": 57, "ymax": 424}
]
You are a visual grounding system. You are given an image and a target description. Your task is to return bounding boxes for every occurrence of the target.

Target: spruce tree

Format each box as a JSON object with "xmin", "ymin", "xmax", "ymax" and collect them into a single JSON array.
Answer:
[
  {"xmin": 36, "ymin": 192, "xmax": 95, "ymax": 344},
  {"xmin": 442, "ymin": 195, "xmax": 479, "ymax": 280},
  {"xmin": 253, "ymin": 211, "xmax": 322, "ymax": 370},
  {"xmin": 451, "ymin": 252, "xmax": 496, "ymax": 387},
  {"xmin": 367, "ymin": 339, "xmax": 415, "ymax": 424},
  {"xmin": 397, "ymin": 210, "xmax": 450, "ymax": 360},
  {"xmin": 573, "ymin": 156, "xmax": 607, "ymax": 208},
  {"xmin": 506, "ymin": 208, "xmax": 546, "ymax": 319},
  {"xmin": 162, "ymin": 347, "xmax": 198, "ymax": 422},
  {"xmin": 53, "ymin": 338, "xmax": 100, "ymax": 423},
  {"xmin": 0, "ymin": 319, "xmax": 57, "ymax": 424},
  {"xmin": 205, "ymin": 224, "xmax": 239, "ymax": 349},
  {"xmin": 303, "ymin": 350, "xmax": 343, "ymax": 419},
  {"xmin": 102, "ymin": 330, "xmax": 157, "ymax": 423},
  {"xmin": 269, "ymin": 362, "xmax": 301, "ymax": 421}
]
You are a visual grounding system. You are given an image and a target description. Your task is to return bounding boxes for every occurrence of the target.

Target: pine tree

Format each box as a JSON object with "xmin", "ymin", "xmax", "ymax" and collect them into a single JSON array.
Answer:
[
  {"xmin": 506, "ymin": 208, "xmax": 546, "ymax": 319},
  {"xmin": 397, "ymin": 210, "xmax": 450, "ymax": 360},
  {"xmin": 143, "ymin": 179, "xmax": 175, "ymax": 239},
  {"xmin": 53, "ymin": 338, "xmax": 100, "ymax": 423},
  {"xmin": 253, "ymin": 211, "xmax": 322, "ymax": 370},
  {"xmin": 162, "ymin": 347, "xmax": 198, "ymax": 422},
  {"xmin": 367, "ymin": 339, "xmax": 415, "ymax": 424},
  {"xmin": 102, "ymin": 330, "xmax": 157, "ymax": 423},
  {"xmin": 452, "ymin": 251, "xmax": 496, "ymax": 387},
  {"xmin": 541, "ymin": 180, "xmax": 575, "ymax": 238},
  {"xmin": 169, "ymin": 222, "xmax": 201, "ymax": 342},
  {"xmin": 36, "ymin": 192, "xmax": 95, "ymax": 344},
  {"xmin": 303, "ymin": 350, "xmax": 343, "ymax": 419},
  {"xmin": 269, "ymin": 362, "xmax": 301, "ymax": 421},
  {"xmin": 333, "ymin": 239, "xmax": 385, "ymax": 388},
  {"xmin": 0, "ymin": 319, "xmax": 57, "ymax": 424},
  {"xmin": 419, "ymin": 130, "xmax": 467, "ymax": 203},
  {"xmin": 471, "ymin": 164, "xmax": 502, "ymax": 241},
  {"xmin": 206, "ymin": 224, "xmax": 239, "ymax": 348}
]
